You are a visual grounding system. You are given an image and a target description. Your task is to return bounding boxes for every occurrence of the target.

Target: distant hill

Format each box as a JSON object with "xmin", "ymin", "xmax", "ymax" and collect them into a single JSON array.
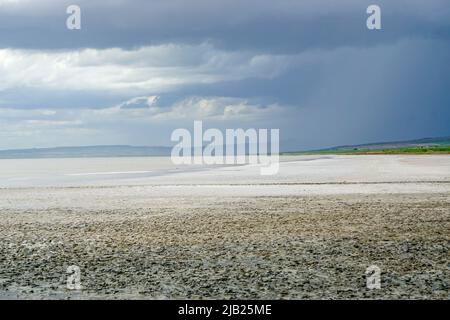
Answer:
[
  {"xmin": 286, "ymin": 136, "xmax": 450, "ymax": 155},
  {"xmin": 0, "ymin": 143, "xmax": 270, "ymax": 159},
  {"xmin": 2, "ymin": 136, "xmax": 450, "ymax": 159},
  {"xmin": 0, "ymin": 145, "xmax": 172, "ymax": 159}
]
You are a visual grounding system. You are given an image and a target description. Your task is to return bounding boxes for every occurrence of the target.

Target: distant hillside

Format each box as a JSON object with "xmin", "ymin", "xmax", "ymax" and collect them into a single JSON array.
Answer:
[
  {"xmin": 2, "ymin": 136, "xmax": 450, "ymax": 159},
  {"xmin": 286, "ymin": 136, "xmax": 450, "ymax": 155},
  {"xmin": 0, "ymin": 145, "xmax": 172, "ymax": 159},
  {"xmin": 0, "ymin": 143, "xmax": 272, "ymax": 159}
]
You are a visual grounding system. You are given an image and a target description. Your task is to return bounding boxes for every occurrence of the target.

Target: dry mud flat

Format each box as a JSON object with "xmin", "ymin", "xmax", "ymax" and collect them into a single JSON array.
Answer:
[{"xmin": 0, "ymin": 190, "xmax": 449, "ymax": 299}]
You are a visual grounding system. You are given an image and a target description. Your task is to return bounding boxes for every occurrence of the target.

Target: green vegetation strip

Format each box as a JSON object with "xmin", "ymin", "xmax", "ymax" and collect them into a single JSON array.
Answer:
[{"xmin": 284, "ymin": 145, "xmax": 450, "ymax": 155}]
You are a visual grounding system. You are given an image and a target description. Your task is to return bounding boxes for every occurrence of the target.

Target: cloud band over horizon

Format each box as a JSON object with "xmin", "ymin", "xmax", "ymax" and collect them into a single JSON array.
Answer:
[{"xmin": 0, "ymin": 0, "xmax": 449, "ymax": 150}]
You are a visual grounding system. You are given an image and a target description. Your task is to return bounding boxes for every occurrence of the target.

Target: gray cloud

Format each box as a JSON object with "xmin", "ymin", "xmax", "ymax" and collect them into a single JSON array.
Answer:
[
  {"xmin": 0, "ymin": 1, "xmax": 449, "ymax": 150},
  {"xmin": 0, "ymin": 44, "xmax": 291, "ymax": 97},
  {"xmin": 0, "ymin": 0, "xmax": 449, "ymax": 52}
]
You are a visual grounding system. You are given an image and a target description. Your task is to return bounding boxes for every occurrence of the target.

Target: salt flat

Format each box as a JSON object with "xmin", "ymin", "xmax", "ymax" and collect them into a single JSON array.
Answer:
[
  {"xmin": 0, "ymin": 155, "xmax": 449, "ymax": 299},
  {"xmin": 1, "ymin": 154, "xmax": 450, "ymax": 188}
]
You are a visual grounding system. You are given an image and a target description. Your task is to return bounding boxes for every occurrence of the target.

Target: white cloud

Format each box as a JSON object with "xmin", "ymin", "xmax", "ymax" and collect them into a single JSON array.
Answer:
[
  {"xmin": 0, "ymin": 43, "xmax": 293, "ymax": 94},
  {"xmin": 1, "ymin": 96, "xmax": 279, "ymax": 129},
  {"xmin": 0, "ymin": 95, "xmax": 284, "ymax": 141},
  {"xmin": 94, "ymin": 95, "xmax": 283, "ymax": 121},
  {"xmin": 149, "ymin": 96, "xmax": 281, "ymax": 120},
  {"xmin": 118, "ymin": 96, "xmax": 159, "ymax": 109},
  {"xmin": 0, "ymin": 95, "xmax": 287, "ymax": 149}
]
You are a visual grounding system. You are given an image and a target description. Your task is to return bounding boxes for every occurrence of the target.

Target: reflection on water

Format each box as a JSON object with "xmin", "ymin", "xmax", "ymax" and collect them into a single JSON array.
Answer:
[
  {"xmin": 0, "ymin": 155, "xmax": 324, "ymax": 188},
  {"xmin": 0, "ymin": 157, "xmax": 180, "ymax": 187}
]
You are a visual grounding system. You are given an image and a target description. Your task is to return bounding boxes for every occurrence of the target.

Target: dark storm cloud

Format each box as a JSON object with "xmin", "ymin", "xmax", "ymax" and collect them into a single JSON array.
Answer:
[
  {"xmin": 0, "ymin": 0, "xmax": 449, "ymax": 52},
  {"xmin": 0, "ymin": 0, "xmax": 449, "ymax": 150},
  {"xmin": 172, "ymin": 37, "xmax": 450, "ymax": 151}
]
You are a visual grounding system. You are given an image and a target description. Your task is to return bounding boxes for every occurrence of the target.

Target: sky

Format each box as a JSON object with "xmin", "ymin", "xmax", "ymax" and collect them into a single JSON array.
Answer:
[{"xmin": 0, "ymin": 0, "xmax": 449, "ymax": 151}]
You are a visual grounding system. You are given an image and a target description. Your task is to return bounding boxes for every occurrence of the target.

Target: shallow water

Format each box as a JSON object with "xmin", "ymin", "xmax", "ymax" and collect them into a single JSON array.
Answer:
[
  {"xmin": 0, "ymin": 157, "xmax": 179, "ymax": 187},
  {"xmin": 0, "ymin": 155, "xmax": 305, "ymax": 187}
]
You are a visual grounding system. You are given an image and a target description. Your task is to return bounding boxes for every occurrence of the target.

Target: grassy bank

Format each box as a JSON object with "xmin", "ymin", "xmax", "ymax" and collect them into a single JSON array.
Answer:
[{"xmin": 285, "ymin": 145, "xmax": 450, "ymax": 155}]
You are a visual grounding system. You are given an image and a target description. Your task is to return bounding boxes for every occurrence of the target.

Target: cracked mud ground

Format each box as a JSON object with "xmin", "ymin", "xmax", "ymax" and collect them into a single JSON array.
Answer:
[{"xmin": 0, "ymin": 191, "xmax": 449, "ymax": 299}]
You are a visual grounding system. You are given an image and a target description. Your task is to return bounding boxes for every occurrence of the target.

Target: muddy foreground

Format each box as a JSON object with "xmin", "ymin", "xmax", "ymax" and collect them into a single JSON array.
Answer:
[{"xmin": 0, "ymin": 189, "xmax": 448, "ymax": 299}]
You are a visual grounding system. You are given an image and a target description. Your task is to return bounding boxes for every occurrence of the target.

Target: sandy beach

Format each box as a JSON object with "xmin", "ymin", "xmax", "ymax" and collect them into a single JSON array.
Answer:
[{"xmin": 0, "ymin": 155, "xmax": 449, "ymax": 299}]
